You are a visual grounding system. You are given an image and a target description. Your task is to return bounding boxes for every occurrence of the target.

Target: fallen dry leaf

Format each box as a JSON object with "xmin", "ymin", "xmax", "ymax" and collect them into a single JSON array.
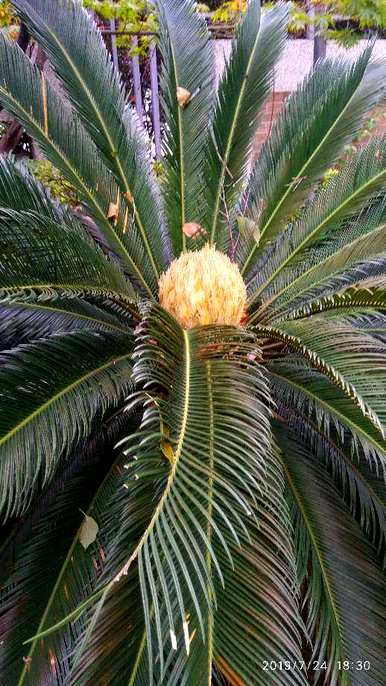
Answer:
[
  {"xmin": 176, "ymin": 86, "xmax": 191, "ymax": 108},
  {"xmin": 79, "ymin": 514, "xmax": 99, "ymax": 550},
  {"xmin": 182, "ymin": 222, "xmax": 207, "ymax": 239},
  {"xmin": 107, "ymin": 202, "xmax": 119, "ymax": 220}
]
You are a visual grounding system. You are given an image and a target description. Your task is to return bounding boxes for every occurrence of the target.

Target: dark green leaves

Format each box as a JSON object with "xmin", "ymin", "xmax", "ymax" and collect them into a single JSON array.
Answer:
[
  {"xmin": 12, "ymin": 0, "xmax": 169, "ymax": 285},
  {"xmin": 203, "ymin": 1, "xmax": 287, "ymax": 250},
  {"xmin": 267, "ymin": 358, "xmax": 386, "ymax": 472},
  {"xmin": 0, "ymin": 417, "xmax": 144, "ymax": 686},
  {"xmin": 0, "ymin": 330, "xmax": 133, "ymax": 519},
  {"xmin": 156, "ymin": 0, "xmax": 214, "ymax": 253},
  {"xmin": 240, "ymin": 47, "xmax": 385, "ymax": 275},
  {"xmin": 0, "ymin": 36, "xmax": 141, "ymax": 281},
  {"xmin": 0, "ymin": 209, "xmax": 131, "ymax": 297},
  {"xmin": 271, "ymin": 317, "xmax": 386, "ymax": 437},
  {"xmin": 248, "ymin": 138, "xmax": 386, "ymax": 310},
  {"xmin": 277, "ymin": 430, "xmax": 385, "ymax": 686}
]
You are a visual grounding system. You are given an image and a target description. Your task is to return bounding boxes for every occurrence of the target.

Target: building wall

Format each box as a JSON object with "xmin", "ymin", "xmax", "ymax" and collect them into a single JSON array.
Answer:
[
  {"xmin": 214, "ymin": 38, "xmax": 386, "ymax": 155},
  {"xmin": 214, "ymin": 38, "xmax": 386, "ymax": 91},
  {"xmin": 253, "ymin": 96, "xmax": 386, "ymax": 157}
]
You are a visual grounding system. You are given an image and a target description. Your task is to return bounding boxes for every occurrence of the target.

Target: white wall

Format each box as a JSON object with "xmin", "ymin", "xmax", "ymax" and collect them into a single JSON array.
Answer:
[{"xmin": 214, "ymin": 39, "xmax": 386, "ymax": 91}]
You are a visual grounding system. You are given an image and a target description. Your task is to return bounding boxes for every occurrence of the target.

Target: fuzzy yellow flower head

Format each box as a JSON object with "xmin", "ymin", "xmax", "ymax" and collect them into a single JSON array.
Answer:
[{"xmin": 158, "ymin": 244, "xmax": 247, "ymax": 329}]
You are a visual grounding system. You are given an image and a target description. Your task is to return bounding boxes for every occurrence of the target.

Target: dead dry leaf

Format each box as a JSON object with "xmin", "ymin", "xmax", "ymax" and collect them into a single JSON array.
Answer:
[
  {"xmin": 107, "ymin": 202, "xmax": 119, "ymax": 220},
  {"xmin": 124, "ymin": 190, "xmax": 134, "ymax": 204},
  {"xmin": 176, "ymin": 86, "xmax": 192, "ymax": 108},
  {"xmin": 182, "ymin": 222, "xmax": 207, "ymax": 239},
  {"xmin": 79, "ymin": 514, "xmax": 99, "ymax": 550}
]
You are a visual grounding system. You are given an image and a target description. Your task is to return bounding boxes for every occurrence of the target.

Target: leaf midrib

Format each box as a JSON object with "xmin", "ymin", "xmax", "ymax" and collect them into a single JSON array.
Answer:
[
  {"xmin": 209, "ymin": 8, "xmax": 261, "ymax": 244},
  {"xmin": 269, "ymin": 368, "xmax": 386, "ymax": 463},
  {"xmin": 241, "ymin": 62, "xmax": 369, "ymax": 276},
  {"xmin": 0, "ymin": 351, "xmax": 132, "ymax": 449},
  {"xmin": 22, "ymin": 5, "xmax": 160, "ymax": 282},
  {"xmin": 249, "ymin": 168, "xmax": 386, "ymax": 305},
  {"xmin": 0, "ymin": 85, "xmax": 153, "ymax": 297},
  {"xmin": 206, "ymin": 361, "xmax": 214, "ymax": 685},
  {"xmin": 168, "ymin": 34, "xmax": 186, "ymax": 251}
]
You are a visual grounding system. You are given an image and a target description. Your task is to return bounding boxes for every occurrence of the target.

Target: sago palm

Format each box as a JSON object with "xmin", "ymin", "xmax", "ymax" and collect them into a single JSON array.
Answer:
[{"xmin": 0, "ymin": 1, "xmax": 385, "ymax": 684}]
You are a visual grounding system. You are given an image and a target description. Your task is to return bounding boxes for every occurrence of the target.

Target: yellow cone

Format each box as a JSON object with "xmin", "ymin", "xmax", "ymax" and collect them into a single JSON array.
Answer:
[{"xmin": 158, "ymin": 244, "xmax": 247, "ymax": 329}]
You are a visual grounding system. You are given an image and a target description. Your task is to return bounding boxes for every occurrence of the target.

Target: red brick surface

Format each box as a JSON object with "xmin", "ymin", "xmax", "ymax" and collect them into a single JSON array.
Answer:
[{"xmin": 254, "ymin": 93, "xmax": 386, "ymax": 155}]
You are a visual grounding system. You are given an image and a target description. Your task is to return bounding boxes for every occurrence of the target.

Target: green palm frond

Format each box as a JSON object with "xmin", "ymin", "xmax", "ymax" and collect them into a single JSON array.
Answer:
[
  {"xmin": 267, "ymin": 318, "xmax": 386, "ymax": 438},
  {"xmin": 117, "ymin": 306, "xmax": 273, "ymax": 678},
  {"xmin": 0, "ymin": 210, "xmax": 131, "ymax": 302},
  {"xmin": 0, "ymin": 36, "xmax": 155, "ymax": 296},
  {"xmin": 263, "ymin": 252, "xmax": 386, "ymax": 325},
  {"xmin": 0, "ymin": 299, "xmax": 132, "ymax": 350},
  {"xmin": 282, "ymin": 288, "xmax": 386, "ymax": 322},
  {"xmin": 0, "ymin": 0, "xmax": 385, "ymax": 682},
  {"xmin": 138, "ymin": 411, "xmax": 306, "ymax": 686},
  {"xmin": 65, "ymin": 405, "xmax": 168, "ymax": 686},
  {"xmin": 240, "ymin": 48, "xmax": 385, "ymax": 274},
  {"xmin": 0, "ymin": 155, "xmax": 140, "ymax": 300},
  {"xmin": 35, "ymin": 305, "xmax": 275, "ymax": 681},
  {"xmin": 276, "ymin": 405, "xmax": 386, "ymax": 556},
  {"xmin": 267, "ymin": 358, "xmax": 386, "ymax": 473},
  {"xmin": 202, "ymin": 1, "xmax": 287, "ymax": 250},
  {"xmin": 0, "ymin": 330, "xmax": 133, "ymax": 520},
  {"xmin": 12, "ymin": 0, "xmax": 169, "ymax": 283},
  {"xmin": 247, "ymin": 138, "xmax": 386, "ymax": 308},
  {"xmin": 276, "ymin": 429, "xmax": 385, "ymax": 685},
  {"xmin": 0, "ymin": 413, "xmax": 142, "ymax": 686},
  {"xmin": 156, "ymin": 0, "xmax": 214, "ymax": 253},
  {"xmin": 201, "ymin": 443, "xmax": 307, "ymax": 686}
]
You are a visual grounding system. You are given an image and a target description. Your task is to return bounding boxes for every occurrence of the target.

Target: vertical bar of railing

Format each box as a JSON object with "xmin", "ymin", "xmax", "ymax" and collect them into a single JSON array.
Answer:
[
  {"xmin": 149, "ymin": 43, "xmax": 162, "ymax": 159},
  {"xmin": 131, "ymin": 36, "xmax": 144, "ymax": 122},
  {"xmin": 110, "ymin": 18, "xmax": 119, "ymax": 72}
]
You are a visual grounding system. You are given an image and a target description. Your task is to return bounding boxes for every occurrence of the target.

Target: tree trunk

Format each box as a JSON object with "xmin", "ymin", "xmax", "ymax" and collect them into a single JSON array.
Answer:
[
  {"xmin": 0, "ymin": 39, "xmax": 47, "ymax": 156},
  {"xmin": 0, "ymin": 120, "xmax": 25, "ymax": 154},
  {"xmin": 312, "ymin": 4, "xmax": 327, "ymax": 66},
  {"xmin": 313, "ymin": 33, "xmax": 327, "ymax": 64},
  {"xmin": 0, "ymin": 23, "xmax": 30, "ymax": 153},
  {"xmin": 16, "ymin": 22, "xmax": 30, "ymax": 51}
]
